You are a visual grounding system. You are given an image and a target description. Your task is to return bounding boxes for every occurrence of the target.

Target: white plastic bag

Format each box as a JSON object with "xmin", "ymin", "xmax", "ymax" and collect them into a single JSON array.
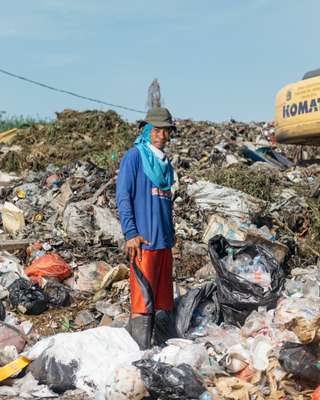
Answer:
[
  {"xmin": 105, "ymin": 366, "xmax": 148, "ymax": 400},
  {"xmin": 0, "ymin": 251, "xmax": 27, "ymax": 289},
  {"xmin": 93, "ymin": 205, "xmax": 123, "ymax": 243},
  {"xmin": 153, "ymin": 342, "xmax": 209, "ymax": 369},
  {"xmin": 187, "ymin": 180, "xmax": 265, "ymax": 219},
  {"xmin": 1, "ymin": 202, "xmax": 25, "ymax": 234},
  {"xmin": 26, "ymin": 327, "xmax": 142, "ymax": 397}
]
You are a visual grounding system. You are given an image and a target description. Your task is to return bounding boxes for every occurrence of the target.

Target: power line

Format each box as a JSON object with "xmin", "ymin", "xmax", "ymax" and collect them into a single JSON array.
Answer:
[{"xmin": 0, "ymin": 67, "xmax": 145, "ymax": 114}]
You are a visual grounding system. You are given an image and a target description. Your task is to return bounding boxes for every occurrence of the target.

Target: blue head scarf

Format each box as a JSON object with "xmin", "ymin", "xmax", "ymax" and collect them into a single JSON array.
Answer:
[{"xmin": 134, "ymin": 124, "xmax": 174, "ymax": 190}]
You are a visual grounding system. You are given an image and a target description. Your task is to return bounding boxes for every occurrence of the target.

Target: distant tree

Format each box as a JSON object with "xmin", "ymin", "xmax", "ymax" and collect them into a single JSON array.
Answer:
[{"xmin": 147, "ymin": 79, "xmax": 163, "ymax": 110}]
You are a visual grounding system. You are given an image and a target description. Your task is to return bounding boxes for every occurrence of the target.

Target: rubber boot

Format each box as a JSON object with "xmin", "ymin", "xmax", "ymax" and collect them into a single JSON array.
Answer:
[
  {"xmin": 130, "ymin": 314, "xmax": 154, "ymax": 350},
  {"xmin": 125, "ymin": 319, "xmax": 131, "ymax": 335}
]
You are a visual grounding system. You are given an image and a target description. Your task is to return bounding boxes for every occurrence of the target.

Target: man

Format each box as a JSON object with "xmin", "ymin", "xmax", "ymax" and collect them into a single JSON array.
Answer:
[{"xmin": 116, "ymin": 107, "xmax": 176, "ymax": 350}]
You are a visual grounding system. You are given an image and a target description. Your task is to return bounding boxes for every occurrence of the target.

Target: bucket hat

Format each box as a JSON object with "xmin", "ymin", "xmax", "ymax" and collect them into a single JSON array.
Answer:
[{"xmin": 139, "ymin": 107, "xmax": 176, "ymax": 131}]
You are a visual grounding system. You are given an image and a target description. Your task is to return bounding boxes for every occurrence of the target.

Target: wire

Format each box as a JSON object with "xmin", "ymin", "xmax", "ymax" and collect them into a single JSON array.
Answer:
[{"xmin": 0, "ymin": 67, "xmax": 145, "ymax": 114}]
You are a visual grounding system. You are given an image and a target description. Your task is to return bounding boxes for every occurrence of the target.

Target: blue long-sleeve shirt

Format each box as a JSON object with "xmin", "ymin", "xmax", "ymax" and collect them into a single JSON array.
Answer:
[{"xmin": 116, "ymin": 147, "xmax": 174, "ymax": 250}]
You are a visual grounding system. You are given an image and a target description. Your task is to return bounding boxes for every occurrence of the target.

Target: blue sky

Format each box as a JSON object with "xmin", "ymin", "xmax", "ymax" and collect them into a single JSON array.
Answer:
[{"xmin": 0, "ymin": 0, "xmax": 318, "ymax": 123}]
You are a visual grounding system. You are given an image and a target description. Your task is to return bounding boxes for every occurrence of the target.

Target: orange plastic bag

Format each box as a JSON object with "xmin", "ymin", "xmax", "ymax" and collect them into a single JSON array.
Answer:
[
  {"xmin": 25, "ymin": 253, "xmax": 71, "ymax": 283},
  {"xmin": 312, "ymin": 386, "xmax": 320, "ymax": 400}
]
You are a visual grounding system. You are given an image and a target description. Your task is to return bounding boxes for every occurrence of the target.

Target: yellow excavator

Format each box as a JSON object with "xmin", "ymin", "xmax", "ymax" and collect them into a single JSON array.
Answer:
[{"xmin": 275, "ymin": 69, "xmax": 320, "ymax": 145}]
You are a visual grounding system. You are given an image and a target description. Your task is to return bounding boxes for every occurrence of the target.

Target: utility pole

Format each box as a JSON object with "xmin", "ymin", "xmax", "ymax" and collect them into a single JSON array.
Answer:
[{"xmin": 147, "ymin": 79, "xmax": 162, "ymax": 110}]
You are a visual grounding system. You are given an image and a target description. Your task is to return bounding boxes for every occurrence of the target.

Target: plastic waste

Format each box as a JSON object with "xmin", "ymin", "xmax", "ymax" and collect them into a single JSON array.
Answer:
[
  {"xmin": 75, "ymin": 310, "xmax": 95, "ymax": 327},
  {"xmin": 154, "ymin": 282, "xmax": 220, "ymax": 345},
  {"xmin": 153, "ymin": 345, "xmax": 181, "ymax": 366},
  {"xmin": 200, "ymin": 391, "xmax": 213, "ymax": 400},
  {"xmin": 0, "ymin": 171, "xmax": 20, "ymax": 187},
  {"xmin": 187, "ymin": 180, "xmax": 265, "ymax": 220},
  {"xmin": 134, "ymin": 359, "xmax": 206, "ymax": 400},
  {"xmin": 154, "ymin": 343, "xmax": 209, "ymax": 369},
  {"xmin": 241, "ymin": 308, "xmax": 272, "ymax": 337},
  {"xmin": 236, "ymin": 365, "xmax": 256, "ymax": 382},
  {"xmin": 188, "ymin": 316, "xmax": 211, "ymax": 338},
  {"xmin": 49, "ymin": 182, "xmax": 73, "ymax": 213},
  {"xmin": 74, "ymin": 261, "xmax": 111, "ymax": 293},
  {"xmin": 284, "ymin": 279, "xmax": 305, "ymax": 298},
  {"xmin": 223, "ymin": 253, "xmax": 271, "ymax": 290},
  {"xmin": 0, "ymin": 302, "xmax": 5, "ymax": 321},
  {"xmin": 43, "ymin": 279, "xmax": 71, "ymax": 307},
  {"xmin": 208, "ymin": 235, "xmax": 285, "ymax": 326},
  {"xmin": 274, "ymin": 297, "xmax": 320, "ymax": 325},
  {"xmin": 25, "ymin": 253, "xmax": 71, "ymax": 284},
  {"xmin": 312, "ymin": 385, "xmax": 320, "ymax": 400},
  {"xmin": 0, "ymin": 251, "xmax": 27, "ymax": 289},
  {"xmin": 62, "ymin": 200, "xmax": 93, "ymax": 238},
  {"xmin": 1, "ymin": 202, "xmax": 25, "ymax": 234},
  {"xmin": 0, "ymin": 322, "xmax": 26, "ymax": 352},
  {"xmin": 46, "ymin": 174, "xmax": 61, "ymax": 188},
  {"xmin": 251, "ymin": 335, "xmax": 272, "ymax": 371},
  {"xmin": 27, "ymin": 327, "xmax": 142, "ymax": 396},
  {"xmin": 0, "ymin": 371, "xmax": 58, "ymax": 398},
  {"xmin": 105, "ymin": 366, "xmax": 148, "ymax": 400},
  {"xmin": 302, "ymin": 278, "xmax": 320, "ymax": 297},
  {"xmin": 0, "ymin": 345, "xmax": 19, "ymax": 366},
  {"xmin": 203, "ymin": 323, "xmax": 244, "ymax": 359},
  {"xmin": 285, "ymin": 268, "xmax": 320, "ymax": 298},
  {"xmin": 225, "ymin": 344, "xmax": 250, "ymax": 373},
  {"xmin": 95, "ymin": 301, "xmax": 122, "ymax": 317},
  {"xmin": 203, "ymin": 214, "xmax": 288, "ymax": 265},
  {"xmin": 93, "ymin": 205, "xmax": 124, "ymax": 243},
  {"xmin": 0, "ymin": 356, "xmax": 30, "ymax": 382},
  {"xmin": 8, "ymin": 278, "xmax": 48, "ymax": 315},
  {"xmin": 285, "ymin": 316, "xmax": 320, "ymax": 344},
  {"xmin": 279, "ymin": 342, "xmax": 320, "ymax": 384}
]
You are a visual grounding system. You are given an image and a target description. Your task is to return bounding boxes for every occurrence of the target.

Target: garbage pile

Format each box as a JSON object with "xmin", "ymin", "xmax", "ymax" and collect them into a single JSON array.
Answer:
[
  {"xmin": 0, "ymin": 109, "xmax": 136, "ymax": 173},
  {"xmin": 0, "ymin": 110, "xmax": 319, "ymax": 399}
]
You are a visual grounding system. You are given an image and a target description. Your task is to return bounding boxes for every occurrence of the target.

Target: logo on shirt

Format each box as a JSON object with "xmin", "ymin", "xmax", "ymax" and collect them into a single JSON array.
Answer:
[{"xmin": 152, "ymin": 188, "xmax": 172, "ymax": 199}]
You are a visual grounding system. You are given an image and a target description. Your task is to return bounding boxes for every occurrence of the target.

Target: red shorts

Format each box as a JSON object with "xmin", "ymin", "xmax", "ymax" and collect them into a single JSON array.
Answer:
[{"xmin": 130, "ymin": 248, "xmax": 174, "ymax": 314}]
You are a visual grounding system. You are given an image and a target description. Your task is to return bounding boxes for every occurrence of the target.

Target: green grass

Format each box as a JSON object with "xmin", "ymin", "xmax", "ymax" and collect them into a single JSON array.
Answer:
[
  {"xmin": 202, "ymin": 164, "xmax": 283, "ymax": 202},
  {"xmin": 0, "ymin": 111, "xmax": 48, "ymax": 132}
]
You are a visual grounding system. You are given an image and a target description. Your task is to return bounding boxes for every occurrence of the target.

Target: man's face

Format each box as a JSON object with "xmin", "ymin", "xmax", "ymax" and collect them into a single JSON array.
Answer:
[{"xmin": 150, "ymin": 127, "xmax": 171, "ymax": 150}]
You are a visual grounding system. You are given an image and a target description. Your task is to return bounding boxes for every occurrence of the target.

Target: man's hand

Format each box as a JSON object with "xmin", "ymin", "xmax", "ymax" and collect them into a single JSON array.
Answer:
[{"xmin": 125, "ymin": 236, "xmax": 150, "ymax": 262}]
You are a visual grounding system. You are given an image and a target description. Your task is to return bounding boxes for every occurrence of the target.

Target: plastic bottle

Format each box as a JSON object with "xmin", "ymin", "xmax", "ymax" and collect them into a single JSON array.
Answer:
[
  {"xmin": 111, "ymin": 151, "xmax": 117, "ymax": 161},
  {"xmin": 190, "ymin": 316, "xmax": 210, "ymax": 337},
  {"xmin": 223, "ymin": 247, "xmax": 235, "ymax": 271},
  {"xmin": 250, "ymin": 256, "xmax": 271, "ymax": 288},
  {"xmin": 233, "ymin": 254, "xmax": 252, "ymax": 274}
]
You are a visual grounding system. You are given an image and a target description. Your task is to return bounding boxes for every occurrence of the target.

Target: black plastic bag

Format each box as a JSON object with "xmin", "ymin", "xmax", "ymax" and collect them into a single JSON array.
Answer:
[
  {"xmin": 29, "ymin": 356, "xmax": 78, "ymax": 393},
  {"xmin": 175, "ymin": 283, "xmax": 220, "ymax": 337},
  {"xmin": 154, "ymin": 282, "xmax": 220, "ymax": 345},
  {"xmin": 0, "ymin": 301, "xmax": 5, "ymax": 321},
  {"xmin": 8, "ymin": 278, "xmax": 48, "ymax": 315},
  {"xmin": 43, "ymin": 279, "xmax": 71, "ymax": 307},
  {"xmin": 279, "ymin": 342, "xmax": 320, "ymax": 384},
  {"xmin": 134, "ymin": 359, "xmax": 205, "ymax": 400},
  {"xmin": 208, "ymin": 235, "xmax": 285, "ymax": 326}
]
